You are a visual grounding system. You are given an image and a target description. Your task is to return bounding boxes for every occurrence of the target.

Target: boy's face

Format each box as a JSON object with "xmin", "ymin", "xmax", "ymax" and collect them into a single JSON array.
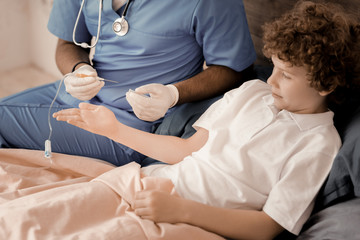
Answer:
[{"xmin": 267, "ymin": 56, "xmax": 328, "ymax": 114}]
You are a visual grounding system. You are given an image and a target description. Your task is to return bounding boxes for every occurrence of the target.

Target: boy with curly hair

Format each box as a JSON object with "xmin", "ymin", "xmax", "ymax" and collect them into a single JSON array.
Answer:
[{"xmin": 45, "ymin": 1, "xmax": 360, "ymax": 239}]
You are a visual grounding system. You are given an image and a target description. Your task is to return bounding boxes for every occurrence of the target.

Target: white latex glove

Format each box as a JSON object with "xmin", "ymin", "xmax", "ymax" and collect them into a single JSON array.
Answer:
[
  {"xmin": 64, "ymin": 65, "xmax": 105, "ymax": 101},
  {"xmin": 126, "ymin": 83, "xmax": 179, "ymax": 122}
]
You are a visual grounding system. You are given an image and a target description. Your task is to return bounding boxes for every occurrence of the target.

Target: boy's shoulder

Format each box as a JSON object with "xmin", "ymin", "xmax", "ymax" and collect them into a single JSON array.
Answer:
[
  {"xmin": 229, "ymin": 79, "xmax": 270, "ymax": 98},
  {"xmin": 220, "ymin": 79, "xmax": 271, "ymax": 107},
  {"xmin": 241, "ymin": 79, "xmax": 269, "ymax": 91}
]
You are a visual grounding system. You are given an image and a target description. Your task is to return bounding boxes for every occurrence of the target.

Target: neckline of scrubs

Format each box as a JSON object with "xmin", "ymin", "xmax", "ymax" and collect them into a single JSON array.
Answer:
[{"xmin": 103, "ymin": 0, "xmax": 131, "ymax": 22}]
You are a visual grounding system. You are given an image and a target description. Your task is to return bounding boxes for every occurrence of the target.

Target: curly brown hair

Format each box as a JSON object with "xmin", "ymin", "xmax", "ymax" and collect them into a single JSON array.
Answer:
[{"xmin": 262, "ymin": 0, "xmax": 360, "ymax": 104}]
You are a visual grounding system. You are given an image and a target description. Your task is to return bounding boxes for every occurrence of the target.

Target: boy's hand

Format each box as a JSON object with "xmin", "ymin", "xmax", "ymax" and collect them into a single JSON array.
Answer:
[
  {"xmin": 53, "ymin": 102, "xmax": 118, "ymax": 137},
  {"xmin": 133, "ymin": 190, "xmax": 184, "ymax": 224}
]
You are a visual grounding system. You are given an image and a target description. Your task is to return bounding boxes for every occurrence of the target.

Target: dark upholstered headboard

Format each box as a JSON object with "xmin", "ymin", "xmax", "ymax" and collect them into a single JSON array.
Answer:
[{"xmin": 243, "ymin": 0, "xmax": 360, "ymax": 66}]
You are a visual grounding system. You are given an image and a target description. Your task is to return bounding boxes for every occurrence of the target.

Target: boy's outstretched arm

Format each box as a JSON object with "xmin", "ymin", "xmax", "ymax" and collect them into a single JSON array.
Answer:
[
  {"xmin": 134, "ymin": 190, "xmax": 284, "ymax": 240},
  {"xmin": 53, "ymin": 103, "xmax": 208, "ymax": 164}
]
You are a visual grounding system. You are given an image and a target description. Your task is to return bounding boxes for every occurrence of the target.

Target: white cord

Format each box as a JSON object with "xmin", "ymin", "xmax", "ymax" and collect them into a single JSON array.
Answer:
[
  {"xmin": 45, "ymin": 74, "xmax": 70, "ymax": 159},
  {"xmin": 73, "ymin": 0, "xmax": 102, "ymax": 49}
]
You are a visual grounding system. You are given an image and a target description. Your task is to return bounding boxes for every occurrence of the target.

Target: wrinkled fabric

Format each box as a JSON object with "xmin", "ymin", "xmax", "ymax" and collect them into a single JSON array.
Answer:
[{"xmin": 0, "ymin": 149, "xmax": 224, "ymax": 240}]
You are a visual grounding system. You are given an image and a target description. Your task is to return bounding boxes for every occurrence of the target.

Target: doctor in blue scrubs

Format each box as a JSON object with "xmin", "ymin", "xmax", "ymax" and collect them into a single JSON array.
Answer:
[{"xmin": 0, "ymin": 0, "xmax": 256, "ymax": 166}]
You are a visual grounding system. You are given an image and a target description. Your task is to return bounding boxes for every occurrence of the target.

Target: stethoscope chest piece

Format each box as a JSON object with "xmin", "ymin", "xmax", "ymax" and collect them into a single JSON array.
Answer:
[{"xmin": 113, "ymin": 17, "xmax": 129, "ymax": 36}]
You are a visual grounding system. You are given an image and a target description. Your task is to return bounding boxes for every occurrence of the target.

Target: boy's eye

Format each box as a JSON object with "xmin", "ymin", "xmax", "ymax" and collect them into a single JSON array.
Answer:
[{"xmin": 282, "ymin": 72, "xmax": 291, "ymax": 79}]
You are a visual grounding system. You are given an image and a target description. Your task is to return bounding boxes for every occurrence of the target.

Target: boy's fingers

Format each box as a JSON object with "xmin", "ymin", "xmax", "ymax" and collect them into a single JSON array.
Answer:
[
  {"xmin": 55, "ymin": 115, "xmax": 83, "ymax": 122},
  {"xmin": 53, "ymin": 108, "xmax": 80, "ymax": 118}
]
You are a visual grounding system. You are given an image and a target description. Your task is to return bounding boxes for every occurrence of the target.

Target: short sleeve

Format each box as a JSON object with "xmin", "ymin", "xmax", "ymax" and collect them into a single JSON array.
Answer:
[
  {"xmin": 48, "ymin": 0, "xmax": 92, "ymax": 42},
  {"xmin": 193, "ymin": 88, "xmax": 236, "ymax": 131},
  {"xmin": 191, "ymin": 0, "xmax": 257, "ymax": 71},
  {"xmin": 194, "ymin": 80, "xmax": 267, "ymax": 131},
  {"xmin": 263, "ymin": 151, "xmax": 336, "ymax": 235}
]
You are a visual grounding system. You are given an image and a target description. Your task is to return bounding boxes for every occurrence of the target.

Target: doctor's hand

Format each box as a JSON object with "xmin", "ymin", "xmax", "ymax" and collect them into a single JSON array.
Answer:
[
  {"xmin": 126, "ymin": 83, "xmax": 179, "ymax": 122},
  {"xmin": 53, "ymin": 103, "xmax": 118, "ymax": 137},
  {"xmin": 64, "ymin": 65, "xmax": 105, "ymax": 101}
]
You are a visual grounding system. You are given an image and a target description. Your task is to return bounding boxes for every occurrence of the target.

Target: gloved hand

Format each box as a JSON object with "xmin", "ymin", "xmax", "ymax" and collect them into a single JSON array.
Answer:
[
  {"xmin": 126, "ymin": 83, "xmax": 179, "ymax": 122},
  {"xmin": 64, "ymin": 65, "xmax": 105, "ymax": 101}
]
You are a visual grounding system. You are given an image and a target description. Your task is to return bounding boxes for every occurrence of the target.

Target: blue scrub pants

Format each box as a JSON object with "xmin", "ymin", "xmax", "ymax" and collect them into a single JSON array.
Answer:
[{"xmin": 0, "ymin": 81, "xmax": 145, "ymax": 166}]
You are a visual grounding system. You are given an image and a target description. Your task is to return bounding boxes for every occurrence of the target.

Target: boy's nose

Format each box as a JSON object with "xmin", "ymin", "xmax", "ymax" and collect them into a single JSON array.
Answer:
[{"xmin": 267, "ymin": 69, "xmax": 277, "ymax": 86}]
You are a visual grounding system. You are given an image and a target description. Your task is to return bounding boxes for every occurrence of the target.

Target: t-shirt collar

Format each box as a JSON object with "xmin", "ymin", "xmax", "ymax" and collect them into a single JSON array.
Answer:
[
  {"xmin": 262, "ymin": 95, "xmax": 334, "ymax": 131},
  {"xmin": 289, "ymin": 111, "xmax": 334, "ymax": 131}
]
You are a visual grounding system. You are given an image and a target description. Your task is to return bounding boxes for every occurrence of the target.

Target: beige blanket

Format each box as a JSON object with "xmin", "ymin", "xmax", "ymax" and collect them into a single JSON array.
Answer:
[{"xmin": 0, "ymin": 149, "xmax": 224, "ymax": 240}]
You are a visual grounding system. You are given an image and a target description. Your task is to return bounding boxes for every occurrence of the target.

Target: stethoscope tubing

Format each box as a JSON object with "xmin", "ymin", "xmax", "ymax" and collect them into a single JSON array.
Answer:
[
  {"xmin": 73, "ymin": 0, "xmax": 103, "ymax": 49},
  {"xmin": 73, "ymin": 0, "xmax": 133, "ymax": 48}
]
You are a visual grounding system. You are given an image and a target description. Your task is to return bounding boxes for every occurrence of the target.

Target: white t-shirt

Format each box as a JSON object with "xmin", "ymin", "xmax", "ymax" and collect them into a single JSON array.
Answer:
[{"xmin": 142, "ymin": 80, "xmax": 341, "ymax": 234}]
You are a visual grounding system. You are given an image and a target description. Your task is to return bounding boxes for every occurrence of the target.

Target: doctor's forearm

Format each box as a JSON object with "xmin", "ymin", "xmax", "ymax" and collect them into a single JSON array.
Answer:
[
  {"xmin": 174, "ymin": 65, "xmax": 252, "ymax": 105},
  {"xmin": 55, "ymin": 38, "xmax": 91, "ymax": 75}
]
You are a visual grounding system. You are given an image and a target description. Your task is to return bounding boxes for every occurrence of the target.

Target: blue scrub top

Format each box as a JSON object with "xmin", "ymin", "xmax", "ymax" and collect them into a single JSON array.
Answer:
[{"xmin": 48, "ymin": 0, "xmax": 256, "ymax": 128}]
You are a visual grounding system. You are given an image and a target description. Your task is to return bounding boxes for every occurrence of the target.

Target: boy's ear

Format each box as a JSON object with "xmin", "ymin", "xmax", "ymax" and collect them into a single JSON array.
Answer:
[{"xmin": 319, "ymin": 87, "xmax": 335, "ymax": 97}]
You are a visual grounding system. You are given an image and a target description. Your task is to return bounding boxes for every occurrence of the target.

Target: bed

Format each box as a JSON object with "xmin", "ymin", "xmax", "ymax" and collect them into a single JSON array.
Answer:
[
  {"xmin": 1, "ymin": 0, "xmax": 359, "ymax": 239},
  {"xmin": 0, "ymin": 148, "xmax": 225, "ymax": 239},
  {"xmin": 1, "ymin": 64, "xmax": 359, "ymax": 239}
]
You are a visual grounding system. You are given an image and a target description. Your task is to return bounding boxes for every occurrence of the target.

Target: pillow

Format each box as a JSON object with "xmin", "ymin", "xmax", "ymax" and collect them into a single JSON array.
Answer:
[
  {"xmin": 298, "ymin": 197, "xmax": 360, "ymax": 239},
  {"xmin": 314, "ymin": 103, "xmax": 360, "ymax": 210}
]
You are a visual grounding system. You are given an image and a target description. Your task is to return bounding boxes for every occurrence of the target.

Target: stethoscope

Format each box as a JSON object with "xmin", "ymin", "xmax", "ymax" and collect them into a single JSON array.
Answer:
[{"xmin": 73, "ymin": 0, "xmax": 133, "ymax": 49}]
